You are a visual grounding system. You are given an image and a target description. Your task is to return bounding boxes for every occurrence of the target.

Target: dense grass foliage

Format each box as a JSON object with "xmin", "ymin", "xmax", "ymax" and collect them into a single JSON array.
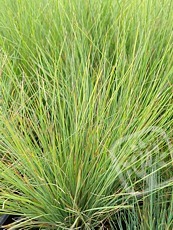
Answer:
[{"xmin": 0, "ymin": 0, "xmax": 173, "ymax": 229}]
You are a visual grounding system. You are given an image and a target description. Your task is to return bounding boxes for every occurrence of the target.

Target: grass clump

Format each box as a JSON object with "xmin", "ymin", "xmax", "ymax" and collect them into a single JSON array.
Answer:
[{"xmin": 0, "ymin": 0, "xmax": 173, "ymax": 229}]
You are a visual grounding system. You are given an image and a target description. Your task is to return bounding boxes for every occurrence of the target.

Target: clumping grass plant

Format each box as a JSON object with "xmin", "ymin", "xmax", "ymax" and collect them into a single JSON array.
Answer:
[{"xmin": 0, "ymin": 0, "xmax": 173, "ymax": 229}]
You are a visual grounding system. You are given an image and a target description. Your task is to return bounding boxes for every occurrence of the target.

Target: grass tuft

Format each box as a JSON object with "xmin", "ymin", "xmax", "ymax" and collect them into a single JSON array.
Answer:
[{"xmin": 0, "ymin": 0, "xmax": 173, "ymax": 229}]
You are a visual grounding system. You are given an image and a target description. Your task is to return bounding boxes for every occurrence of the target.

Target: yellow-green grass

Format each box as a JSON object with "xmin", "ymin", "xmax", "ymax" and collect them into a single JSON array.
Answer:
[{"xmin": 0, "ymin": 0, "xmax": 173, "ymax": 229}]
